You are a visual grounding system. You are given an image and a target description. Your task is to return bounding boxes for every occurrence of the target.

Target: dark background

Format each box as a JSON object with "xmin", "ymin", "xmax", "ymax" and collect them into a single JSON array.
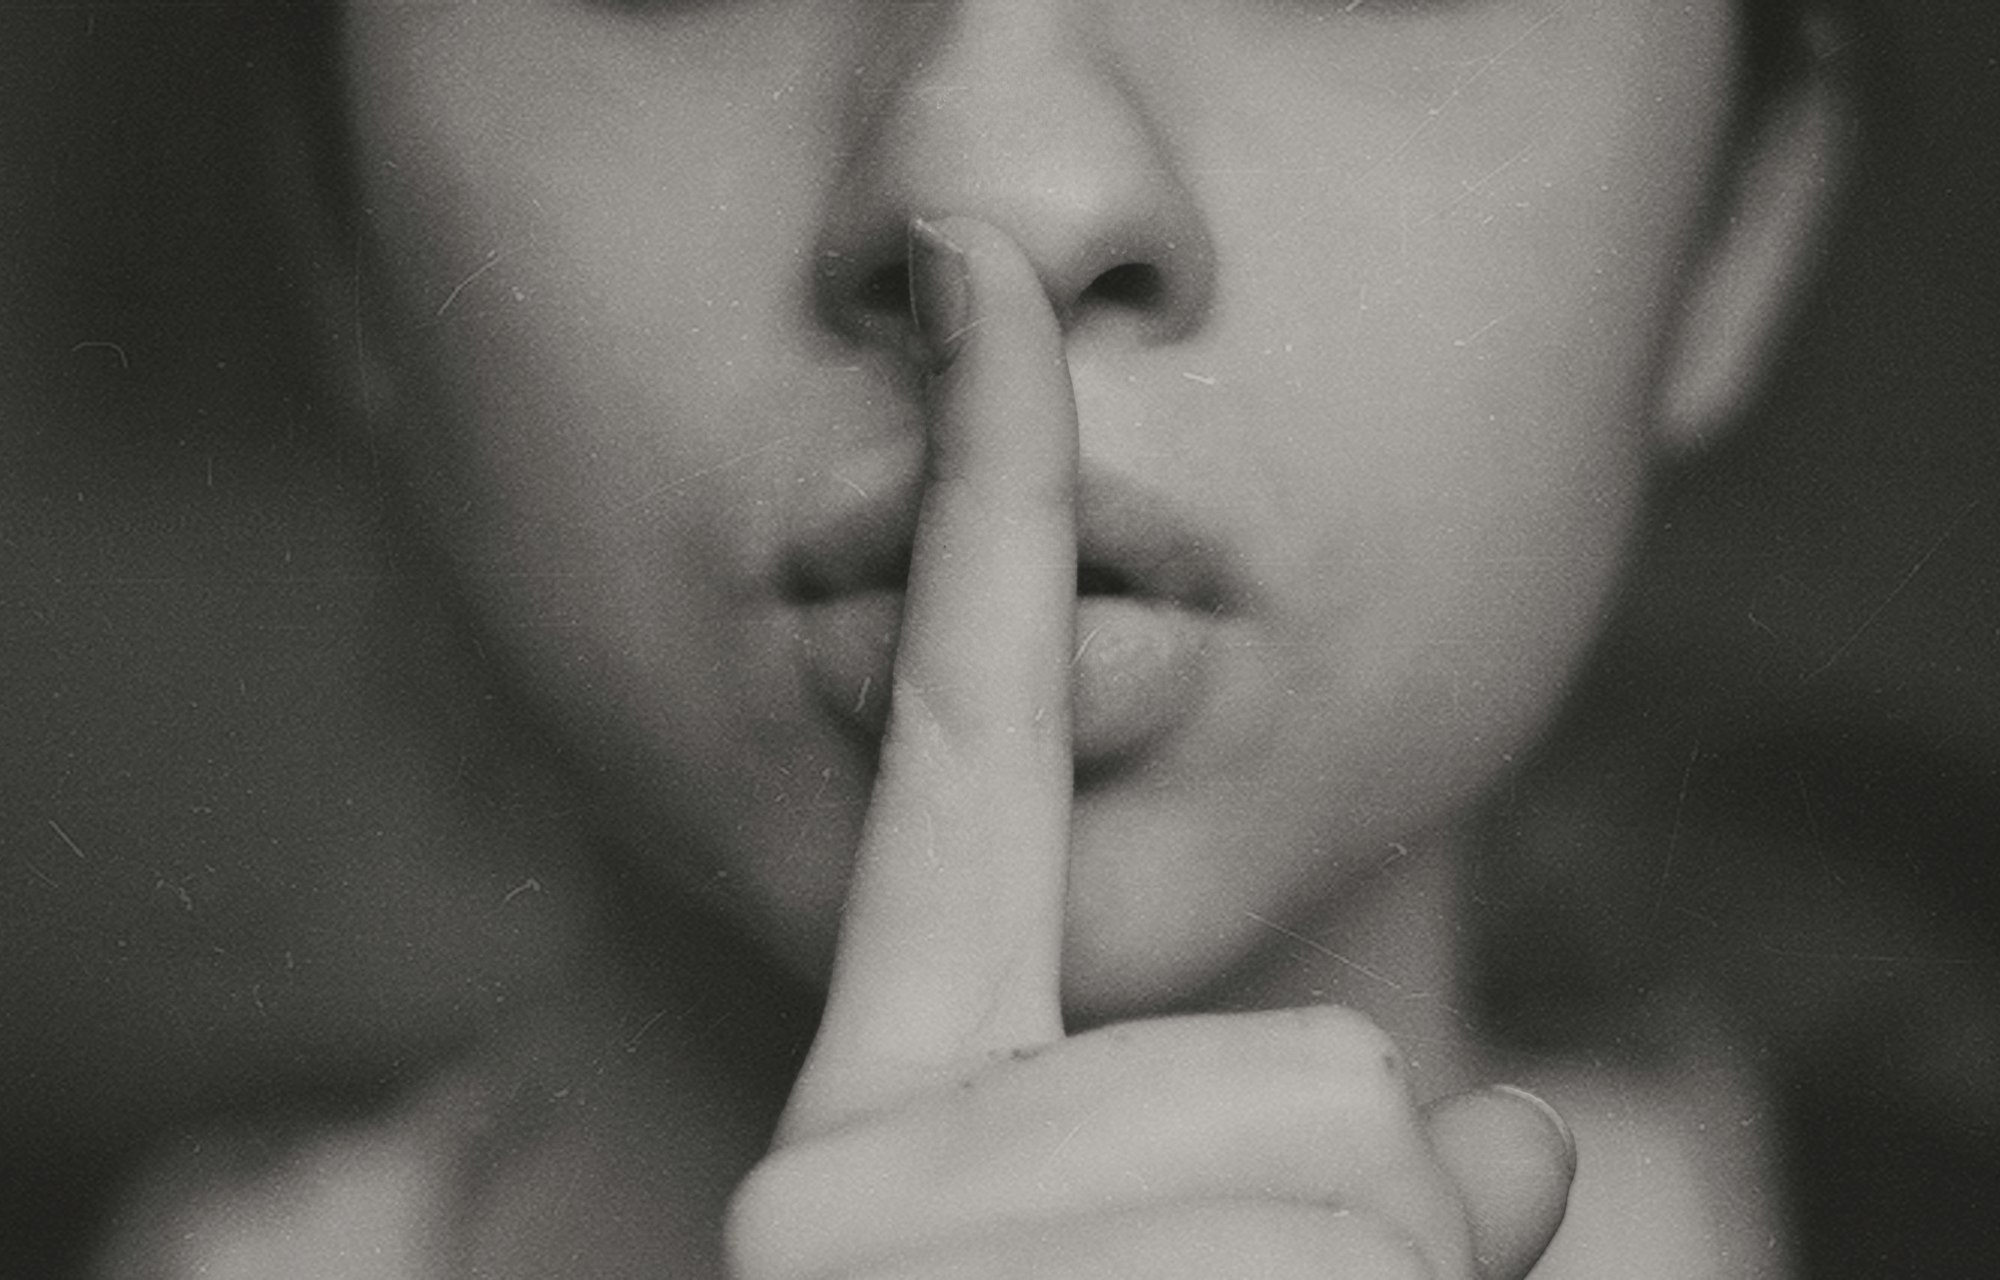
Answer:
[{"xmin": 4, "ymin": 3, "xmax": 1996, "ymax": 1276}]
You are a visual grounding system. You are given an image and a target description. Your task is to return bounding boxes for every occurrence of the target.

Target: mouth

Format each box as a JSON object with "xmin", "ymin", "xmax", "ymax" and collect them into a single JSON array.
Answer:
[{"xmin": 782, "ymin": 469, "xmax": 1243, "ymax": 772}]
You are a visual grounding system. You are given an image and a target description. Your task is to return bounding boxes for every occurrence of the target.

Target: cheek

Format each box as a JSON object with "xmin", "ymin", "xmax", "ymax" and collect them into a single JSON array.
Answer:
[
  {"xmin": 1166, "ymin": 1, "xmax": 1734, "ymax": 827},
  {"xmin": 343, "ymin": 2, "xmax": 854, "ymax": 682},
  {"xmin": 341, "ymin": 10, "xmax": 896, "ymax": 971},
  {"xmin": 1220, "ymin": 249, "xmax": 1660, "ymax": 852}
]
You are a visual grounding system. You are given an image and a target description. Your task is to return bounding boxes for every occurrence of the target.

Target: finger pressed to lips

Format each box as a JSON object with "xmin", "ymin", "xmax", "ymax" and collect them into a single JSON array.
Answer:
[
  {"xmin": 780, "ymin": 216, "xmax": 1081, "ymax": 1141},
  {"xmin": 754, "ymin": 217, "xmax": 1573, "ymax": 1280},
  {"xmin": 787, "ymin": 453, "xmax": 1243, "ymax": 771}
]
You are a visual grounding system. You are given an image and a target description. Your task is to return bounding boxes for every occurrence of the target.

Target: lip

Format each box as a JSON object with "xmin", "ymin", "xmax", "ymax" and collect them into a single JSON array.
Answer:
[{"xmin": 783, "ymin": 466, "xmax": 1245, "ymax": 770}]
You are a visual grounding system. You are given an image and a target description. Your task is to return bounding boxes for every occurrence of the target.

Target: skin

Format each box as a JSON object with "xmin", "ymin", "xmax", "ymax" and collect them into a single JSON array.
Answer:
[
  {"xmin": 321, "ymin": 0, "xmax": 1830, "ymax": 1274},
  {"xmin": 343, "ymin": 0, "xmax": 1736, "ymax": 1014},
  {"xmin": 732, "ymin": 216, "xmax": 1572, "ymax": 1280}
]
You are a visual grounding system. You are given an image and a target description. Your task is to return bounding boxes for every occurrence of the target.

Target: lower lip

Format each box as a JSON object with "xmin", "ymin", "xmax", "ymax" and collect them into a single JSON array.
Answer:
[{"xmin": 796, "ymin": 591, "xmax": 1215, "ymax": 769}]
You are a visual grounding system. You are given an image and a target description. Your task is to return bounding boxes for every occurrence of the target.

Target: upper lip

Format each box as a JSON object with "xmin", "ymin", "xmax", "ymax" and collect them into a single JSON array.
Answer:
[{"xmin": 780, "ymin": 462, "xmax": 1245, "ymax": 616}]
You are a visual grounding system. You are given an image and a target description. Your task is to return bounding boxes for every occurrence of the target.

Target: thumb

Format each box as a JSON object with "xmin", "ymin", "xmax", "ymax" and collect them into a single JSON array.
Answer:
[{"xmin": 1424, "ymin": 1085, "xmax": 1577, "ymax": 1280}]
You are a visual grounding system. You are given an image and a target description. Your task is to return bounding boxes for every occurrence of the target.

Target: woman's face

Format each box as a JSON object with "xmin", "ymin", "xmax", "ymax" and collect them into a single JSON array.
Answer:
[{"xmin": 341, "ymin": 0, "xmax": 1740, "ymax": 1015}]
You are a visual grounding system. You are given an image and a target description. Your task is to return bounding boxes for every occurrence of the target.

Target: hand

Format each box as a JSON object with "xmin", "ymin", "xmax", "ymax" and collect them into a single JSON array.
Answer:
[{"xmin": 727, "ymin": 216, "xmax": 1573, "ymax": 1280}]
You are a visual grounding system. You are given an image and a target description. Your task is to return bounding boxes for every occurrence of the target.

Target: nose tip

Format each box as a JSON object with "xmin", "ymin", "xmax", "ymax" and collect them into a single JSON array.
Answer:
[{"xmin": 813, "ymin": 14, "xmax": 1215, "ymax": 353}]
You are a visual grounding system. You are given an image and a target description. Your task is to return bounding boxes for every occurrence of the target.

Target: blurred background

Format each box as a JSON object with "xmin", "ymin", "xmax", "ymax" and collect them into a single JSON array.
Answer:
[{"xmin": 3, "ymin": 3, "xmax": 1996, "ymax": 1276}]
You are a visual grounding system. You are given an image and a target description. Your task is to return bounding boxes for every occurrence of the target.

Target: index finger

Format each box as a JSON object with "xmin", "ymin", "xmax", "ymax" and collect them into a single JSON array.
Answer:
[{"xmin": 780, "ymin": 217, "xmax": 1078, "ymax": 1141}]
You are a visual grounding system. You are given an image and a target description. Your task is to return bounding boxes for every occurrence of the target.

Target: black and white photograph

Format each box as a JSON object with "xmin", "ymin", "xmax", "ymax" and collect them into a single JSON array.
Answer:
[{"xmin": 4, "ymin": 3, "xmax": 1996, "ymax": 1275}]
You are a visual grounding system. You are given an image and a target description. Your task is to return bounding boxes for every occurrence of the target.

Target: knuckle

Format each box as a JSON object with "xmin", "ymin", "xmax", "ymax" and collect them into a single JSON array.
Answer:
[
  {"xmin": 1285, "ymin": 1004, "xmax": 1404, "ymax": 1075},
  {"xmin": 1269, "ymin": 1006, "xmax": 1416, "ymax": 1115},
  {"xmin": 1253, "ymin": 1007, "xmax": 1432, "ymax": 1179},
  {"xmin": 1309, "ymin": 1210, "xmax": 1443, "ymax": 1280}
]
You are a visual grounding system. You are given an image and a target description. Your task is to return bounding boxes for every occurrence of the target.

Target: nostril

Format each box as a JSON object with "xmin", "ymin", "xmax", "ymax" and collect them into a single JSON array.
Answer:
[
  {"xmin": 825, "ymin": 243, "xmax": 1188, "ymax": 348},
  {"xmin": 1077, "ymin": 563, "xmax": 1132, "ymax": 596},
  {"xmin": 1079, "ymin": 262, "xmax": 1165, "ymax": 313},
  {"xmin": 858, "ymin": 260, "xmax": 912, "ymax": 317}
]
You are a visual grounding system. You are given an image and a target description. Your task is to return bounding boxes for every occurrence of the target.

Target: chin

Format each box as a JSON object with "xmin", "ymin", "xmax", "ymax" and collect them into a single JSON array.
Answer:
[
  {"xmin": 1049, "ymin": 799, "xmax": 1324, "ymax": 1028},
  {"xmin": 1055, "ymin": 877, "xmax": 1305, "ymax": 1028},
  {"xmin": 1058, "ymin": 928, "xmax": 1241, "ymax": 1028}
]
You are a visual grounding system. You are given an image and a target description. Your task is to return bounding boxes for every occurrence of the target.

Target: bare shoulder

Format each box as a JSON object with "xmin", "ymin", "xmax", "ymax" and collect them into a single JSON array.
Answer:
[{"xmin": 1512, "ymin": 1028, "xmax": 1793, "ymax": 1279}]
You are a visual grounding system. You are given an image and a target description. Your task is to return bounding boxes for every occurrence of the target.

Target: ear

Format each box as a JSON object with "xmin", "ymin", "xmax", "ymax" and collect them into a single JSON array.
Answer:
[{"xmin": 1653, "ymin": 13, "xmax": 1855, "ymax": 453}]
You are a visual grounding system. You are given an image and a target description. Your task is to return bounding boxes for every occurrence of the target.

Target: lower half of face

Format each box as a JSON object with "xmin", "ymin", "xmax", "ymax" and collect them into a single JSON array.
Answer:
[{"xmin": 340, "ymin": 0, "xmax": 1736, "ymax": 1018}]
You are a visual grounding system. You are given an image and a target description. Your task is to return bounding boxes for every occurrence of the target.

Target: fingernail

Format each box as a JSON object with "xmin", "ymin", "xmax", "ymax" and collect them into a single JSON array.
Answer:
[
  {"xmin": 1490, "ymin": 1084, "xmax": 1578, "ymax": 1178},
  {"xmin": 909, "ymin": 217, "xmax": 971, "ymax": 370}
]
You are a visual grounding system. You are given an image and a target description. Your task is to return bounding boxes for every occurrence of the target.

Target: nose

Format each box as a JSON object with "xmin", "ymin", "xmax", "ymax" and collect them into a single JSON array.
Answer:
[{"xmin": 814, "ymin": 3, "xmax": 1215, "ymax": 352}]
